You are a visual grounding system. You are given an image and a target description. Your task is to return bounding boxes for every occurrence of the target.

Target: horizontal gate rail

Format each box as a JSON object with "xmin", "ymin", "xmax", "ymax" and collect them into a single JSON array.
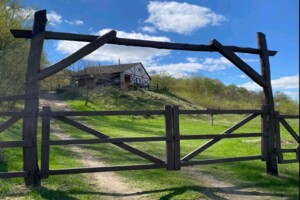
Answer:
[
  {"xmin": 179, "ymin": 109, "xmax": 263, "ymax": 115},
  {"xmin": 181, "ymin": 155, "xmax": 262, "ymax": 166},
  {"xmin": 53, "ymin": 116, "xmax": 164, "ymax": 163},
  {"xmin": 179, "ymin": 133, "xmax": 263, "ymax": 140},
  {"xmin": 275, "ymin": 114, "xmax": 299, "ymax": 164},
  {"xmin": 40, "ymin": 106, "xmax": 167, "ymax": 178},
  {"xmin": 49, "ymin": 163, "xmax": 166, "ymax": 175},
  {"xmin": 48, "ymin": 110, "xmax": 165, "ymax": 117},
  {"xmin": 0, "ymin": 111, "xmax": 28, "ymax": 117},
  {"xmin": 277, "ymin": 115, "xmax": 299, "ymax": 119},
  {"xmin": 0, "ymin": 141, "xmax": 31, "ymax": 148},
  {"xmin": 44, "ymin": 136, "xmax": 167, "ymax": 145},
  {"xmin": 0, "ymin": 111, "xmax": 29, "ymax": 179},
  {"xmin": 181, "ymin": 113, "xmax": 260, "ymax": 162},
  {"xmin": 0, "ymin": 172, "xmax": 26, "ymax": 178},
  {"xmin": 10, "ymin": 29, "xmax": 277, "ymax": 56}
]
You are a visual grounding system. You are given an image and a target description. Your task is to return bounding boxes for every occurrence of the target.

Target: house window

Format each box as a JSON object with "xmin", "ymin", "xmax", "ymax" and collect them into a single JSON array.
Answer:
[
  {"xmin": 135, "ymin": 77, "xmax": 141, "ymax": 85},
  {"xmin": 138, "ymin": 68, "xmax": 141, "ymax": 72}
]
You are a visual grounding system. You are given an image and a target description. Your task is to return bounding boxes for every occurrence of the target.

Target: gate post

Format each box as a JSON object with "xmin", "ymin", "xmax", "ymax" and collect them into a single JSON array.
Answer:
[
  {"xmin": 257, "ymin": 32, "xmax": 278, "ymax": 175},
  {"xmin": 172, "ymin": 106, "xmax": 181, "ymax": 170},
  {"xmin": 165, "ymin": 105, "xmax": 174, "ymax": 170},
  {"xmin": 41, "ymin": 106, "xmax": 51, "ymax": 179},
  {"xmin": 22, "ymin": 10, "xmax": 47, "ymax": 186}
]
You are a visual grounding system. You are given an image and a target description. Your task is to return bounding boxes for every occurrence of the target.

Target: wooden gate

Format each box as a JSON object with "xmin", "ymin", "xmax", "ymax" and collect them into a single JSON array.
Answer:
[{"xmin": 0, "ymin": 9, "xmax": 299, "ymax": 187}]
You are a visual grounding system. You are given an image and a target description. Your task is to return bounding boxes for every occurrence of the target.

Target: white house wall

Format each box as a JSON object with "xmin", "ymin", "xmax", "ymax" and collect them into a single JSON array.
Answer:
[{"xmin": 120, "ymin": 63, "xmax": 150, "ymax": 86}]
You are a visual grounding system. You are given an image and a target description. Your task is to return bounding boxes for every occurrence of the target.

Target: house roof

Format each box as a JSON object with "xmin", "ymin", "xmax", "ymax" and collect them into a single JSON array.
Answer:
[{"xmin": 74, "ymin": 62, "xmax": 151, "ymax": 79}]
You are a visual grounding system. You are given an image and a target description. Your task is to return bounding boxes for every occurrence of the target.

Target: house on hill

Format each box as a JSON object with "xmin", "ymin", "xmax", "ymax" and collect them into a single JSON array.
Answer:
[{"xmin": 71, "ymin": 62, "xmax": 151, "ymax": 89}]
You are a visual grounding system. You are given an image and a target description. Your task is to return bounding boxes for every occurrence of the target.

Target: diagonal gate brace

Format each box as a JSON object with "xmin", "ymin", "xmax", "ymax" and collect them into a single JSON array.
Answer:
[
  {"xmin": 29, "ymin": 30, "xmax": 116, "ymax": 82},
  {"xmin": 210, "ymin": 39, "xmax": 269, "ymax": 88},
  {"xmin": 54, "ymin": 116, "xmax": 164, "ymax": 164},
  {"xmin": 181, "ymin": 113, "xmax": 259, "ymax": 161}
]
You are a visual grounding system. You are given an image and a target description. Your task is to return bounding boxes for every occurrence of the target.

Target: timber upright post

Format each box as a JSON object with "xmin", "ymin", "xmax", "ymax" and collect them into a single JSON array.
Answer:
[
  {"xmin": 257, "ymin": 32, "xmax": 278, "ymax": 175},
  {"xmin": 22, "ymin": 10, "xmax": 47, "ymax": 186}
]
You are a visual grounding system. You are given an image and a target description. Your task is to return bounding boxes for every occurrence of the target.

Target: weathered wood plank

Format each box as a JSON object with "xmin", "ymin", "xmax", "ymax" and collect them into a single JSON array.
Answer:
[
  {"xmin": 0, "ymin": 116, "xmax": 21, "ymax": 133},
  {"xmin": 257, "ymin": 32, "xmax": 278, "ymax": 175},
  {"xmin": 179, "ymin": 109, "xmax": 262, "ymax": 115},
  {"xmin": 181, "ymin": 155, "xmax": 262, "ymax": 166},
  {"xmin": 0, "ymin": 172, "xmax": 26, "ymax": 178},
  {"xmin": 0, "ymin": 95, "xmax": 28, "ymax": 102},
  {"xmin": 49, "ymin": 163, "xmax": 166, "ymax": 175},
  {"xmin": 0, "ymin": 141, "xmax": 31, "ymax": 148},
  {"xmin": 54, "ymin": 116, "xmax": 164, "ymax": 163},
  {"xmin": 165, "ymin": 105, "xmax": 174, "ymax": 170},
  {"xmin": 0, "ymin": 112, "xmax": 27, "ymax": 117},
  {"xmin": 210, "ymin": 39, "xmax": 269, "ymax": 88},
  {"xmin": 279, "ymin": 159, "xmax": 299, "ymax": 164},
  {"xmin": 261, "ymin": 106, "xmax": 268, "ymax": 161},
  {"xmin": 277, "ymin": 149, "xmax": 297, "ymax": 153},
  {"xmin": 181, "ymin": 113, "xmax": 259, "ymax": 161},
  {"xmin": 279, "ymin": 118, "xmax": 299, "ymax": 143},
  {"xmin": 44, "ymin": 137, "xmax": 166, "ymax": 145},
  {"xmin": 22, "ymin": 9, "xmax": 47, "ymax": 187},
  {"xmin": 49, "ymin": 110, "xmax": 164, "ymax": 117},
  {"xmin": 275, "ymin": 116, "xmax": 283, "ymax": 163},
  {"xmin": 31, "ymin": 30, "xmax": 116, "ymax": 82},
  {"xmin": 179, "ymin": 133, "xmax": 262, "ymax": 140},
  {"xmin": 40, "ymin": 107, "xmax": 51, "ymax": 179},
  {"xmin": 10, "ymin": 29, "xmax": 278, "ymax": 56},
  {"xmin": 172, "ymin": 106, "xmax": 181, "ymax": 170},
  {"xmin": 277, "ymin": 115, "xmax": 299, "ymax": 119}
]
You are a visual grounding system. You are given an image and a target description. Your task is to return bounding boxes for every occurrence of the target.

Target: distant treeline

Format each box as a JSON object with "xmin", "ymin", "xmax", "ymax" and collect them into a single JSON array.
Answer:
[{"xmin": 150, "ymin": 74, "xmax": 299, "ymax": 114}]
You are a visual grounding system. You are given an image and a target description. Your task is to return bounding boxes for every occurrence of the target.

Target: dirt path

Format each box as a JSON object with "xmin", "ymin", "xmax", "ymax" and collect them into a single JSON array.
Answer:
[
  {"xmin": 39, "ymin": 93, "xmax": 288, "ymax": 200},
  {"xmin": 40, "ymin": 93, "xmax": 148, "ymax": 200}
]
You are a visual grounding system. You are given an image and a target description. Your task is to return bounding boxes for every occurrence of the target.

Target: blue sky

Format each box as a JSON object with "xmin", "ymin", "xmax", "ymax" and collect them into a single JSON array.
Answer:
[{"xmin": 22, "ymin": 0, "xmax": 299, "ymax": 100}]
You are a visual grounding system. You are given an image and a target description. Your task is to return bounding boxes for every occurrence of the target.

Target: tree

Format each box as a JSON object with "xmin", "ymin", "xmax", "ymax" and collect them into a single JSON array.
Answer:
[{"xmin": 0, "ymin": 1, "xmax": 48, "ymax": 110}]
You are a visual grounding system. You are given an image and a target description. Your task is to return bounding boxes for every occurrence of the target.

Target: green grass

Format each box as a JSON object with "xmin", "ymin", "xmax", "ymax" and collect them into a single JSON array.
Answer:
[
  {"xmin": 56, "ymin": 88, "xmax": 299, "ymax": 199},
  {"xmin": 0, "ymin": 88, "xmax": 299, "ymax": 199},
  {"xmin": 0, "ymin": 118, "xmax": 102, "ymax": 199}
]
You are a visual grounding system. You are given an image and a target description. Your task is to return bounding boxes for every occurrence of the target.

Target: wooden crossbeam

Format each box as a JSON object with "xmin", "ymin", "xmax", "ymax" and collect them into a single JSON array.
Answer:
[
  {"xmin": 279, "ymin": 118, "xmax": 299, "ymax": 143},
  {"xmin": 181, "ymin": 113, "xmax": 259, "ymax": 161},
  {"xmin": 10, "ymin": 29, "xmax": 278, "ymax": 56},
  {"xmin": 29, "ymin": 30, "xmax": 116, "ymax": 82},
  {"xmin": 0, "ymin": 116, "xmax": 21, "ymax": 133},
  {"xmin": 0, "ymin": 94, "xmax": 31, "ymax": 102},
  {"xmin": 210, "ymin": 39, "xmax": 269, "ymax": 88},
  {"xmin": 53, "ymin": 116, "xmax": 164, "ymax": 164}
]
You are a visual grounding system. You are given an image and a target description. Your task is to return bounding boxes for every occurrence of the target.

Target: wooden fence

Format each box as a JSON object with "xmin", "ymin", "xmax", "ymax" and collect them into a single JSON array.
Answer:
[
  {"xmin": 39, "ymin": 106, "xmax": 265, "ymax": 177},
  {"xmin": 1, "ymin": 106, "xmax": 297, "ymax": 181},
  {"xmin": 0, "ymin": 9, "xmax": 299, "ymax": 187}
]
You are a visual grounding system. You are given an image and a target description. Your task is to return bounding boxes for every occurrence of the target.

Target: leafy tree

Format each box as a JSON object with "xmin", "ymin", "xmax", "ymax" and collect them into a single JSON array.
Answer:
[{"xmin": 0, "ymin": 0, "xmax": 48, "ymax": 110}]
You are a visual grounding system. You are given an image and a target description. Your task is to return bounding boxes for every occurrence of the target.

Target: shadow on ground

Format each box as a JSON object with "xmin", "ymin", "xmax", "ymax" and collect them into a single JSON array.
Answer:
[{"xmin": 1, "ymin": 185, "xmax": 291, "ymax": 200}]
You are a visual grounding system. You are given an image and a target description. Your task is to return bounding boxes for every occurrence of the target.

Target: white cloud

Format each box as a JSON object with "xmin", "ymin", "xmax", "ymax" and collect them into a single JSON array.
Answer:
[
  {"xmin": 145, "ymin": 1, "xmax": 226, "ymax": 34},
  {"xmin": 56, "ymin": 29, "xmax": 171, "ymax": 65},
  {"xmin": 238, "ymin": 75, "xmax": 299, "ymax": 90},
  {"xmin": 141, "ymin": 26, "xmax": 156, "ymax": 33},
  {"xmin": 147, "ymin": 56, "xmax": 235, "ymax": 77},
  {"xmin": 186, "ymin": 57, "xmax": 198, "ymax": 63},
  {"xmin": 47, "ymin": 11, "xmax": 62, "ymax": 26},
  {"xmin": 65, "ymin": 19, "xmax": 84, "ymax": 25},
  {"xmin": 239, "ymin": 74, "xmax": 247, "ymax": 78}
]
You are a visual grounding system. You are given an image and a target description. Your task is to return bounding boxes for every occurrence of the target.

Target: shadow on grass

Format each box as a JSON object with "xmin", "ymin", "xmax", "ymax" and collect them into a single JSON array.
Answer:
[
  {"xmin": 0, "ymin": 186, "xmax": 77, "ymax": 200},
  {"xmin": 35, "ymin": 185, "xmax": 290, "ymax": 200}
]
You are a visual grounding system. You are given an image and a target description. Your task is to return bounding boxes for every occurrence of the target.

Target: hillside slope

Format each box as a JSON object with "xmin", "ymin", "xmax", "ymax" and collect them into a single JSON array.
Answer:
[{"xmin": 60, "ymin": 86, "xmax": 203, "ymax": 110}]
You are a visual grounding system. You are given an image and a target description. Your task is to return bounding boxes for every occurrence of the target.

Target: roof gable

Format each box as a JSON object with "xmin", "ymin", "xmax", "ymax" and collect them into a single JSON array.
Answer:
[{"xmin": 74, "ymin": 63, "xmax": 151, "ymax": 79}]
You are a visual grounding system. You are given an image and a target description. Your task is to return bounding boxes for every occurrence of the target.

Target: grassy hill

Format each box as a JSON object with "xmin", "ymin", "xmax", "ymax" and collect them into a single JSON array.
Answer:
[
  {"xmin": 60, "ymin": 86, "xmax": 203, "ymax": 110},
  {"xmin": 0, "ymin": 86, "xmax": 299, "ymax": 199}
]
